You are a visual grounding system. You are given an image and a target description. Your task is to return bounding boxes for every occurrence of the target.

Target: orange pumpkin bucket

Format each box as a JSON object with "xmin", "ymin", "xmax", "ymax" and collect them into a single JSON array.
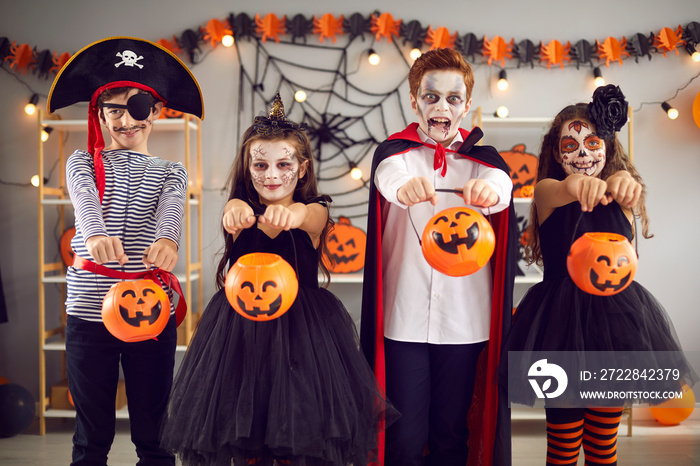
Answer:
[
  {"xmin": 102, "ymin": 279, "xmax": 171, "ymax": 342},
  {"xmin": 567, "ymin": 232, "xmax": 637, "ymax": 296},
  {"xmin": 225, "ymin": 252, "xmax": 299, "ymax": 322},
  {"xmin": 420, "ymin": 206, "xmax": 495, "ymax": 277}
]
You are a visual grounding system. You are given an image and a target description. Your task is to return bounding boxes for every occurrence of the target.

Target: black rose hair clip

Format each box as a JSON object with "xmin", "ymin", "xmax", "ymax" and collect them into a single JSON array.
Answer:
[
  {"xmin": 250, "ymin": 91, "xmax": 307, "ymax": 138},
  {"xmin": 587, "ymin": 84, "xmax": 629, "ymax": 140}
]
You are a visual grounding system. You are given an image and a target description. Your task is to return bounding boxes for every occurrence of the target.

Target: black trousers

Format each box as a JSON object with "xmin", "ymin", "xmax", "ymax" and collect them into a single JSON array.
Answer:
[
  {"xmin": 65, "ymin": 315, "xmax": 176, "ymax": 466},
  {"xmin": 384, "ymin": 338, "xmax": 486, "ymax": 466}
]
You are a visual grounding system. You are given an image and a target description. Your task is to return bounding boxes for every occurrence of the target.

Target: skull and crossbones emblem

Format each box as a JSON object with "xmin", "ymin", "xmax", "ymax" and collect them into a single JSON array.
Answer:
[{"xmin": 114, "ymin": 50, "xmax": 144, "ymax": 68}]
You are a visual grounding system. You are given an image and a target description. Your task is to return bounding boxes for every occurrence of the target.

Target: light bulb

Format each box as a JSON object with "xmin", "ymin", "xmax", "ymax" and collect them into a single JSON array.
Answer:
[
  {"xmin": 593, "ymin": 67, "xmax": 605, "ymax": 87},
  {"xmin": 31, "ymin": 175, "xmax": 41, "ymax": 187},
  {"xmin": 294, "ymin": 90, "xmax": 307, "ymax": 102},
  {"xmin": 368, "ymin": 49, "xmax": 380, "ymax": 66},
  {"xmin": 25, "ymin": 94, "xmax": 39, "ymax": 116},
  {"xmin": 692, "ymin": 51, "xmax": 700, "ymax": 62},
  {"xmin": 410, "ymin": 48, "xmax": 422, "ymax": 61},
  {"xmin": 41, "ymin": 126, "xmax": 53, "ymax": 142},
  {"xmin": 497, "ymin": 70, "xmax": 508, "ymax": 91},
  {"xmin": 661, "ymin": 102, "xmax": 679, "ymax": 120},
  {"xmin": 348, "ymin": 162, "xmax": 363, "ymax": 180},
  {"xmin": 495, "ymin": 106, "xmax": 509, "ymax": 118},
  {"xmin": 222, "ymin": 35, "xmax": 234, "ymax": 47}
]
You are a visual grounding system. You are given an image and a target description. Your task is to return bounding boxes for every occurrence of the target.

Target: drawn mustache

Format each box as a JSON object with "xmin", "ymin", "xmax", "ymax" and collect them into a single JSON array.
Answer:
[{"xmin": 112, "ymin": 122, "xmax": 149, "ymax": 132}]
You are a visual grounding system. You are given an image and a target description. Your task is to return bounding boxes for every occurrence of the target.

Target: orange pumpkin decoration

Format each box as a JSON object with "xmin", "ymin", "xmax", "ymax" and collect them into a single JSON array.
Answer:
[
  {"xmin": 225, "ymin": 253, "xmax": 298, "ymax": 322},
  {"xmin": 650, "ymin": 384, "xmax": 695, "ymax": 425},
  {"xmin": 520, "ymin": 185, "xmax": 535, "ymax": 198},
  {"xmin": 567, "ymin": 232, "xmax": 637, "ymax": 296},
  {"xmin": 60, "ymin": 227, "xmax": 76, "ymax": 267},
  {"xmin": 322, "ymin": 216, "xmax": 367, "ymax": 273},
  {"xmin": 499, "ymin": 144, "xmax": 538, "ymax": 198},
  {"xmin": 159, "ymin": 107, "xmax": 184, "ymax": 119},
  {"xmin": 102, "ymin": 279, "xmax": 171, "ymax": 342},
  {"xmin": 421, "ymin": 207, "xmax": 495, "ymax": 277}
]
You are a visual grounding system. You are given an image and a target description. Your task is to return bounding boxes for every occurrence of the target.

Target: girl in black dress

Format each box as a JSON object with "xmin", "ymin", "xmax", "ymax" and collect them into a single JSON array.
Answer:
[
  {"xmin": 160, "ymin": 93, "xmax": 395, "ymax": 465},
  {"xmin": 501, "ymin": 85, "xmax": 696, "ymax": 466}
]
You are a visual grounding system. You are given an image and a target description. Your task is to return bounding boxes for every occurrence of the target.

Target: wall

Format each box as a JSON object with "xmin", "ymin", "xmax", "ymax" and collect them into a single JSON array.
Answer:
[{"xmin": 1, "ymin": 0, "xmax": 699, "ymax": 402}]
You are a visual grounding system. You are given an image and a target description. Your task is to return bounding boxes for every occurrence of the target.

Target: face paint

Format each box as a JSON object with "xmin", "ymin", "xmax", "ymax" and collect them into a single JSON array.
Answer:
[
  {"xmin": 559, "ymin": 119, "xmax": 606, "ymax": 177},
  {"xmin": 249, "ymin": 139, "xmax": 304, "ymax": 205},
  {"xmin": 411, "ymin": 70, "xmax": 470, "ymax": 147}
]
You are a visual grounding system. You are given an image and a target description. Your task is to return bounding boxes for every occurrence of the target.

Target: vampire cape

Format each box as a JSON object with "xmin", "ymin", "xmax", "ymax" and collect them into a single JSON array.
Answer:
[{"xmin": 360, "ymin": 123, "xmax": 517, "ymax": 466}]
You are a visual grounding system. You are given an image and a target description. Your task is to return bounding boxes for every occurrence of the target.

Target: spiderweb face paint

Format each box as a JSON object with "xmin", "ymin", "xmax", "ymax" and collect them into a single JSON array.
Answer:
[{"xmin": 249, "ymin": 140, "xmax": 301, "ymax": 205}]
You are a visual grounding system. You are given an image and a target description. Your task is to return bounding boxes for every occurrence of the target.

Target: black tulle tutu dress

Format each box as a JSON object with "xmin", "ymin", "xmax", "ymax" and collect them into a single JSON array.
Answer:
[
  {"xmin": 160, "ymin": 224, "xmax": 396, "ymax": 465},
  {"xmin": 501, "ymin": 201, "xmax": 697, "ymax": 407}
]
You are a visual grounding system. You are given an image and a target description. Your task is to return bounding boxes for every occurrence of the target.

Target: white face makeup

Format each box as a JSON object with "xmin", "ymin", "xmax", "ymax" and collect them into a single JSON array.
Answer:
[
  {"xmin": 559, "ymin": 119, "xmax": 606, "ymax": 177},
  {"xmin": 410, "ymin": 69, "xmax": 471, "ymax": 147},
  {"xmin": 249, "ymin": 139, "xmax": 307, "ymax": 205}
]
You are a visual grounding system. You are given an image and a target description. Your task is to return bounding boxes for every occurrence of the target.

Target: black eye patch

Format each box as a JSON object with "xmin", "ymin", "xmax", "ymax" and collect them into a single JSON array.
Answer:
[{"xmin": 102, "ymin": 93, "xmax": 154, "ymax": 120}]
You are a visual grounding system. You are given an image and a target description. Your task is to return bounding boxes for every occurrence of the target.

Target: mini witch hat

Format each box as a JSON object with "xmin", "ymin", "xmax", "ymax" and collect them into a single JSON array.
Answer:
[
  {"xmin": 47, "ymin": 36, "xmax": 204, "ymax": 202},
  {"xmin": 250, "ymin": 91, "xmax": 305, "ymax": 137}
]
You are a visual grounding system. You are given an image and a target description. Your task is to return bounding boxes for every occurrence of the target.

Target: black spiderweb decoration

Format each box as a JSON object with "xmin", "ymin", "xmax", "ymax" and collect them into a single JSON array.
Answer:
[{"xmin": 230, "ymin": 33, "xmax": 416, "ymax": 221}]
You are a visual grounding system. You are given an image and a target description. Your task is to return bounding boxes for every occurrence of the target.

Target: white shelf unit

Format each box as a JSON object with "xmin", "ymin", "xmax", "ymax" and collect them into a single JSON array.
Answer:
[{"xmin": 36, "ymin": 112, "xmax": 204, "ymax": 433}]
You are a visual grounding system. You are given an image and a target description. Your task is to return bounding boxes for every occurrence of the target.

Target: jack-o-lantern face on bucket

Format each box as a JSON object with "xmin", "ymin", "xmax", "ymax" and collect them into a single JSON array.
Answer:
[
  {"xmin": 499, "ymin": 144, "xmax": 538, "ymax": 197},
  {"xmin": 567, "ymin": 232, "xmax": 637, "ymax": 296},
  {"xmin": 421, "ymin": 206, "xmax": 495, "ymax": 276},
  {"xmin": 225, "ymin": 253, "xmax": 299, "ymax": 322},
  {"xmin": 102, "ymin": 279, "xmax": 171, "ymax": 342},
  {"xmin": 322, "ymin": 216, "xmax": 367, "ymax": 273}
]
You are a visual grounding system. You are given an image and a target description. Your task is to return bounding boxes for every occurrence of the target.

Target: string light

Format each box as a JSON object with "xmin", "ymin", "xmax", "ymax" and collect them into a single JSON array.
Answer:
[
  {"xmin": 495, "ymin": 106, "xmax": 509, "ymax": 118},
  {"xmin": 409, "ymin": 48, "xmax": 422, "ymax": 61},
  {"xmin": 497, "ymin": 69, "xmax": 508, "ymax": 91},
  {"xmin": 593, "ymin": 67, "xmax": 605, "ymax": 87},
  {"xmin": 41, "ymin": 126, "xmax": 53, "ymax": 142},
  {"xmin": 661, "ymin": 102, "xmax": 679, "ymax": 120},
  {"xmin": 368, "ymin": 49, "xmax": 380, "ymax": 66},
  {"xmin": 294, "ymin": 90, "xmax": 307, "ymax": 102},
  {"xmin": 221, "ymin": 34, "xmax": 234, "ymax": 47},
  {"xmin": 349, "ymin": 162, "xmax": 363, "ymax": 180},
  {"xmin": 30, "ymin": 175, "xmax": 48, "ymax": 187},
  {"xmin": 25, "ymin": 94, "xmax": 39, "ymax": 116},
  {"xmin": 691, "ymin": 44, "xmax": 700, "ymax": 62}
]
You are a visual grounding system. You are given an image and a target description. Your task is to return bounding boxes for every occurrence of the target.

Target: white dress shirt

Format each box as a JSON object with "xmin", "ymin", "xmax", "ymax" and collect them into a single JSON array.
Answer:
[{"xmin": 375, "ymin": 128, "xmax": 512, "ymax": 344}]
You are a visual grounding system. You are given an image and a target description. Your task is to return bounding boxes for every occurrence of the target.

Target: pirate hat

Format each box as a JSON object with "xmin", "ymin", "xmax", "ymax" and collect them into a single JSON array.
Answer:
[
  {"xmin": 47, "ymin": 36, "xmax": 204, "ymax": 202},
  {"xmin": 48, "ymin": 36, "xmax": 203, "ymax": 118}
]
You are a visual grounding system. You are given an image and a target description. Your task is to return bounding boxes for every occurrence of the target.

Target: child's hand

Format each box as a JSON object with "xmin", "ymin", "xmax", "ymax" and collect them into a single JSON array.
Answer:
[
  {"xmin": 567, "ymin": 174, "xmax": 609, "ymax": 212},
  {"xmin": 397, "ymin": 177, "xmax": 439, "ymax": 206},
  {"xmin": 142, "ymin": 238, "xmax": 178, "ymax": 272},
  {"xmin": 222, "ymin": 201, "xmax": 256, "ymax": 234},
  {"xmin": 85, "ymin": 235, "xmax": 128, "ymax": 266},
  {"xmin": 461, "ymin": 179, "xmax": 499, "ymax": 208},
  {"xmin": 606, "ymin": 171, "xmax": 642, "ymax": 209},
  {"xmin": 258, "ymin": 204, "xmax": 296, "ymax": 230}
]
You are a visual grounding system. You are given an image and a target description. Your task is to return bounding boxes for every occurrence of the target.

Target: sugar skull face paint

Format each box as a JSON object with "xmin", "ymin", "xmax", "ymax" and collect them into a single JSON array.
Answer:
[
  {"xmin": 249, "ymin": 139, "xmax": 307, "ymax": 205},
  {"xmin": 559, "ymin": 119, "xmax": 606, "ymax": 177},
  {"xmin": 410, "ymin": 69, "xmax": 471, "ymax": 147}
]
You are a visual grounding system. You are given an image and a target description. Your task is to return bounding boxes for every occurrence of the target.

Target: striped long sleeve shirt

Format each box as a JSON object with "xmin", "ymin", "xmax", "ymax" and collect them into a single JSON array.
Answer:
[{"xmin": 66, "ymin": 149, "xmax": 188, "ymax": 321}]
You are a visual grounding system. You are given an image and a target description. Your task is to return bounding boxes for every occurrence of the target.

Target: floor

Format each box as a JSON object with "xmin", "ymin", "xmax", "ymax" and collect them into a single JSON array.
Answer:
[{"xmin": 1, "ymin": 410, "xmax": 698, "ymax": 465}]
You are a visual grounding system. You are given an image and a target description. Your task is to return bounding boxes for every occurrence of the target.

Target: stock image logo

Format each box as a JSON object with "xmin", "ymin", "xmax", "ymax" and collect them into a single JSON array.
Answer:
[{"xmin": 528, "ymin": 359, "xmax": 568, "ymax": 399}]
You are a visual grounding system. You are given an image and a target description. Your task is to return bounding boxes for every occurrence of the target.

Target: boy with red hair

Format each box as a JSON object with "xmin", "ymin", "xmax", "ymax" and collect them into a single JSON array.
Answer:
[{"xmin": 361, "ymin": 47, "xmax": 517, "ymax": 466}]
